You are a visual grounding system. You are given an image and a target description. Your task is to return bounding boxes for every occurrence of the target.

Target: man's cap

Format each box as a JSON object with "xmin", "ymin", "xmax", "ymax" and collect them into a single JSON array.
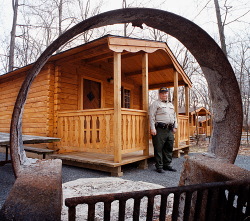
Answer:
[{"xmin": 159, "ymin": 87, "xmax": 169, "ymax": 93}]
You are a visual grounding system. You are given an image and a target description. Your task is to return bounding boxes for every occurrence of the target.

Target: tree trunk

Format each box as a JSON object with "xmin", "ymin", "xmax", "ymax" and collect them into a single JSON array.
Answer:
[
  {"xmin": 56, "ymin": 0, "xmax": 63, "ymax": 53},
  {"xmin": 8, "ymin": 0, "xmax": 19, "ymax": 72},
  {"xmin": 123, "ymin": 0, "xmax": 127, "ymax": 37},
  {"xmin": 214, "ymin": 0, "xmax": 227, "ymax": 57}
]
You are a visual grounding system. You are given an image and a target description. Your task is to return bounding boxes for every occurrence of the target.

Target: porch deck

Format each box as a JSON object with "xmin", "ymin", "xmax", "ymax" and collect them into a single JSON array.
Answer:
[
  {"xmin": 49, "ymin": 142, "xmax": 189, "ymax": 176},
  {"xmin": 50, "ymin": 150, "xmax": 154, "ymax": 177}
]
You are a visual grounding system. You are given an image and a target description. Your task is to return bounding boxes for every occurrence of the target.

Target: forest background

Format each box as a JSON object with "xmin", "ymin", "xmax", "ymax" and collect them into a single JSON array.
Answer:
[{"xmin": 0, "ymin": 0, "xmax": 249, "ymax": 131}]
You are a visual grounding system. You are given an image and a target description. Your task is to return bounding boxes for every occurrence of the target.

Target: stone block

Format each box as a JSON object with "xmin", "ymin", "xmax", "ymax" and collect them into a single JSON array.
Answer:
[{"xmin": 0, "ymin": 159, "xmax": 62, "ymax": 221}]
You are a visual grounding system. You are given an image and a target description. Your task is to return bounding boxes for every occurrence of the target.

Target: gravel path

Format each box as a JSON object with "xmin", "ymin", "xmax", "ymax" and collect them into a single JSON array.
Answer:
[{"xmin": 0, "ymin": 152, "xmax": 249, "ymax": 208}]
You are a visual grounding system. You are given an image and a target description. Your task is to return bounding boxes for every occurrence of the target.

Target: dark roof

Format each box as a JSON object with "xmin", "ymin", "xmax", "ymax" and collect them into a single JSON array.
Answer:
[{"xmin": 178, "ymin": 106, "xmax": 211, "ymax": 115}]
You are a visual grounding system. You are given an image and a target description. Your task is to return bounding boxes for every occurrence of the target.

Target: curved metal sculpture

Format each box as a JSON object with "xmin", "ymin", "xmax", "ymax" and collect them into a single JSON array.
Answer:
[{"xmin": 10, "ymin": 8, "xmax": 242, "ymax": 177}]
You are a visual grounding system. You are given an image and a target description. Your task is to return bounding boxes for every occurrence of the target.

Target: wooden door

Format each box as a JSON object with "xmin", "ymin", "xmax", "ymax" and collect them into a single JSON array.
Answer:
[{"xmin": 83, "ymin": 79, "xmax": 101, "ymax": 109}]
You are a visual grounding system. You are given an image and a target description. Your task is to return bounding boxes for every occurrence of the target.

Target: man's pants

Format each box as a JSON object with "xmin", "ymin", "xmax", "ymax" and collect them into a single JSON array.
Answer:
[{"xmin": 152, "ymin": 127, "xmax": 174, "ymax": 169}]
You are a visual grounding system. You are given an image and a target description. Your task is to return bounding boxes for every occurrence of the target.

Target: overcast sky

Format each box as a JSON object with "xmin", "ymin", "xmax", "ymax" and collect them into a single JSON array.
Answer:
[
  {"xmin": 1, "ymin": 0, "xmax": 249, "ymax": 37},
  {"xmin": 0, "ymin": 0, "xmax": 249, "ymax": 58}
]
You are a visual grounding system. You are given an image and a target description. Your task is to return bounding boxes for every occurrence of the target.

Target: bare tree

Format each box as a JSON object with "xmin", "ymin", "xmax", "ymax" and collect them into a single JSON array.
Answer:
[
  {"xmin": 123, "ymin": 0, "xmax": 128, "ymax": 37},
  {"xmin": 229, "ymin": 37, "xmax": 250, "ymax": 142},
  {"xmin": 71, "ymin": 0, "xmax": 105, "ymax": 44},
  {"xmin": 214, "ymin": 0, "xmax": 227, "ymax": 56},
  {"xmin": 8, "ymin": 0, "xmax": 19, "ymax": 72}
]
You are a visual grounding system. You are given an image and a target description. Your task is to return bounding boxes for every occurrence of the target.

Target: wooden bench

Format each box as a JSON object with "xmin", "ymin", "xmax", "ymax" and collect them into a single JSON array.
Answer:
[{"xmin": 23, "ymin": 146, "xmax": 55, "ymax": 159}]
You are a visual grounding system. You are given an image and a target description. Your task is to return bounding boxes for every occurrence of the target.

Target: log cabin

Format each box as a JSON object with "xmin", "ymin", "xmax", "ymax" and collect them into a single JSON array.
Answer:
[
  {"xmin": 0, "ymin": 35, "xmax": 192, "ymax": 176},
  {"xmin": 179, "ymin": 106, "xmax": 212, "ymax": 138}
]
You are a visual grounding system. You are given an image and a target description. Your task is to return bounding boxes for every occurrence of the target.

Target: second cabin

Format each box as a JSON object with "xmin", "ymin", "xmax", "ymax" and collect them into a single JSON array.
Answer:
[{"xmin": 0, "ymin": 35, "xmax": 192, "ymax": 176}]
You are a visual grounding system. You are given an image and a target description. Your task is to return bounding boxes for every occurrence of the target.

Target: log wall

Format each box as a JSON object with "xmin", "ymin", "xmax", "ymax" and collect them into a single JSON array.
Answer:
[{"xmin": 0, "ymin": 64, "xmax": 54, "ymax": 138}]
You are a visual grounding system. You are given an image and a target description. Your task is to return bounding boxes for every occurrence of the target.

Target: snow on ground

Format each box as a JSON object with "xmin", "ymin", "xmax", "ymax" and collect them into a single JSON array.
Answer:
[{"xmin": 62, "ymin": 177, "xmax": 174, "ymax": 220}]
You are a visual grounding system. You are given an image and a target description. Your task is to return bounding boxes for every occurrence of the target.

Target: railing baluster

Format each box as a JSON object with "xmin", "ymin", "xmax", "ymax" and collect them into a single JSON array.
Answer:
[
  {"xmin": 246, "ymin": 185, "xmax": 250, "ymax": 219},
  {"xmin": 118, "ymin": 200, "xmax": 126, "ymax": 221},
  {"xmin": 183, "ymin": 191, "xmax": 192, "ymax": 221},
  {"xmin": 205, "ymin": 189, "xmax": 213, "ymax": 221},
  {"xmin": 235, "ymin": 186, "xmax": 245, "ymax": 221},
  {"xmin": 68, "ymin": 206, "xmax": 76, "ymax": 221},
  {"xmin": 209, "ymin": 188, "xmax": 220, "ymax": 221},
  {"xmin": 146, "ymin": 195, "xmax": 154, "ymax": 221},
  {"xmin": 133, "ymin": 198, "xmax": 141, "ymax": 221},
  {"xmin": 88, "ymin": 203, "xmax": 95, "ymax": 221},
  {"xmin": 172, "ymin": 193, "xmax": 180, "ymax": 221},
  {"xmin": 159, "ymin": 194, "xmax": 168, "ymax": 221},
  {"xmin": 132, "ymin": 115, "xmax": 136, "ymax": 149},
  {"xmin": 226, "ymin": 188, "xmax": 235, "ymax": 221},
  {"xmin": 214, "ymin": 187, "xmax": 226, "ymax": 221},
  {"xmin": 193, "ymin": 190, "xmax": 203, "ymax": 221},
  {"xmin": 104, "ymin": 201, "xmax": 111, "ymax": 221}
]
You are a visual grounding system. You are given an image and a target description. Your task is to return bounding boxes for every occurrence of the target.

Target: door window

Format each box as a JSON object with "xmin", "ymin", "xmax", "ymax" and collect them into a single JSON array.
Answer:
[{"xmin": 83, "ymin": 79, "xmax": 101, "ymax": 109}]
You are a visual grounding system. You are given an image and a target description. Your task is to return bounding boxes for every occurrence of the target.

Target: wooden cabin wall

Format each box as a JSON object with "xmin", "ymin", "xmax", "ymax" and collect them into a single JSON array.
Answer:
[
  {"xmin": 0, "ymin": 64, "xmax": 54, "ymax": 138},
  {"xmin": 56, "ymin": 63, "xmax": 142, "ymax": 111},
  {"xmin": 57, "ymin": 64, "xmax": 78, "ymax": 111},
  {"xmin": 0, "ymin": 72, "xmax": 26, "ymax": 133}
]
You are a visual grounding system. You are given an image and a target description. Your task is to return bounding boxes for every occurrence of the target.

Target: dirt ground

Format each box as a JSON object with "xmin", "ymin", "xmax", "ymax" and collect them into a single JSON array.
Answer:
[{"xmin": 189, "ymin": 139, "xmax": 250, "ymax": 156}]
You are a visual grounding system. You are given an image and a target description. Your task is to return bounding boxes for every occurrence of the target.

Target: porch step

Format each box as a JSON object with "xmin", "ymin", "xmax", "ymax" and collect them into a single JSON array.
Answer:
[{"xmin": 173, "ymin": 145, "xmax": 190, "ymax": 158}]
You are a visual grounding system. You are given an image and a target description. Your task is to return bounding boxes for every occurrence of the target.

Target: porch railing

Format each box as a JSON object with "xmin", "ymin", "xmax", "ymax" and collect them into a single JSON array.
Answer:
[
  {"xmin": 65, "ymin": 179, "xmax": 250, "ymax": 221},
  {"xmin": 121, "ymin": 109, "xmax": 148, "ymax": 154},
  {"xmin": 178, "ymin": 115, "xmax": 189, "ymax": 143},
  {"xmin": 57, "ymin": 108, "xmax": 148, "ymax": 154},
  {"xmin": 190, "ymin": 126, "xmax": 212, "ymax": 137},
  {"xmin": 57, "ymin": 108, "xmax": 114, "ymax": 154}
]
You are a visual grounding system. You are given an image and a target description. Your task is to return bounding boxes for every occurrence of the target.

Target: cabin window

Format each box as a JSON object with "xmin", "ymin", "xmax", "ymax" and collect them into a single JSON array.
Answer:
[
  {"xmin": 83, "ymin": 79, "xmax": 101, "ymax": 109},
  {"xmin": 121, "ymin": 87, "xmax": 131, "ymax": 108}
]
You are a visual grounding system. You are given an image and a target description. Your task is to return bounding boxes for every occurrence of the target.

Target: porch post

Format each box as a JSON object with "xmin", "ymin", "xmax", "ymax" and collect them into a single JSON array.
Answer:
[
  {"xmin": 113, "ymin": 52, "xmax": 122, "ymax": 163},
  {"xmin": 185, "ymin": 85, "xmax": 190, "ymax": 146},
  {"xmin": 193, "ymin": 114, "xmax": 196, "ymax": 136},
  {"xmin": 210, "ymin": 113, "xmax": 213, "ymax": 136},
  {"xmin": 196, "ymin": 111, "xmax": 199, "ymax": 135},
  {"xmin": 142, "ymin": 53, "xmax": 149, "ymax": 156},
  {"xmin": 174, "ymin": 71, "xmax": 179, "ymax": 150},
  {"xmin": 205, "ymin": 112, "xmax": 208, "ymax": 137},
  {"xmin": 53, "ymin": 65, "xmax": 61, "ymax": 150}
]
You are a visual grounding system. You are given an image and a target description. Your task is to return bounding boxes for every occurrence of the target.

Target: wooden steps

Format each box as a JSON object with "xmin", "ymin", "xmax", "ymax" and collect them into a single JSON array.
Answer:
[{"xmin": 173, "ymin": 144, "xmax": 190, "ymax": 158}]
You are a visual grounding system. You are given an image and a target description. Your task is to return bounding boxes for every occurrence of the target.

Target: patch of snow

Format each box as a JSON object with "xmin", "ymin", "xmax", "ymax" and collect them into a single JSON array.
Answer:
[{"xmin": 62, "ymin": 177, "xmax": 173, "ymax": 220}]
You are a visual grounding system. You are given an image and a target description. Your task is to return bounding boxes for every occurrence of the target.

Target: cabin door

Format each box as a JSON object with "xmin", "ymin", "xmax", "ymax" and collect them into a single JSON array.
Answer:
[{"xmin": 83, "ymin": 79, "xmax": 101, "ymax": 109}]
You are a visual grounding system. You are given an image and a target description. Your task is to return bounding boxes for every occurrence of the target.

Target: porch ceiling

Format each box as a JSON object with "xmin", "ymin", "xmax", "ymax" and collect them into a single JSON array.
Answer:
[
  {"xmin": 54, "ymin": 35, "xmax": 191, "ymax": 89},
  {"xmin": 90, "ymin": 49, "xmax": 190, "ymax": 89}
]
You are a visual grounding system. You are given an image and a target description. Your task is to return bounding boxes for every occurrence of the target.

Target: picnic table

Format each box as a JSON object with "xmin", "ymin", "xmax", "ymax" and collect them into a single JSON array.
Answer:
[{"xmin": 0, "ymin": 132, "xmax": 60, "ymax": 165}]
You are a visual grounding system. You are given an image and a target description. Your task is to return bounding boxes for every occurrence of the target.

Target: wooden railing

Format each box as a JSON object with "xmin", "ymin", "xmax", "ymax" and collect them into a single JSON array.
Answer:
[
  {"xmin": 57, "ymin": 109, "xmax": 148, "ymax": 155},
  {"xmin": 121, "ymin": 109, "xmax": 148, "ymax": 154},
  {"xmin": 189, "ymin": 126, "xmax": 196, "ymax": 137},
  {"xmin": 57, "ymin": 109, "xmax": 114, "ymax": 154},
  {"xmin": 65, "ymin": 179, "xmax": 250, "ymax": 221},
  {"xmin": 178, "ymin": 115, "xmax": 189, "ymax": 142},
  {"xmin": 190, "ymin": 126, "xmax": 211, "ymax": 137}
]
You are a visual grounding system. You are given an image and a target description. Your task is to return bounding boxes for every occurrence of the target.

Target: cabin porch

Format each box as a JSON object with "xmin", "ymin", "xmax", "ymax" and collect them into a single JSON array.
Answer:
[
  {"xmin": 49, "ymin": 36, "xmax": 192, "ymax": 174},
  {"xmin": 50, "ymin": 107, "xmax": 190, "ymax": 175},
  {"xmin": 189, "ymin": 107, "xmax": 212, "ymax": 138}
]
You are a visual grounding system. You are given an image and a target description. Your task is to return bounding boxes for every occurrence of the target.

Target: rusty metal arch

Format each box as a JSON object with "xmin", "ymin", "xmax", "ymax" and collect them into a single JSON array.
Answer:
[{"xmin": 10, "ymin": 8, "xmax": 242, "ymax": 177}]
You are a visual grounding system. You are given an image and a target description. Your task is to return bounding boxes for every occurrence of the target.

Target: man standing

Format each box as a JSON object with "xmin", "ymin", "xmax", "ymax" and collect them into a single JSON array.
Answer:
[{"xmin": 149, "ymin": 87, "xmax": 177, "ymax": 173}]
